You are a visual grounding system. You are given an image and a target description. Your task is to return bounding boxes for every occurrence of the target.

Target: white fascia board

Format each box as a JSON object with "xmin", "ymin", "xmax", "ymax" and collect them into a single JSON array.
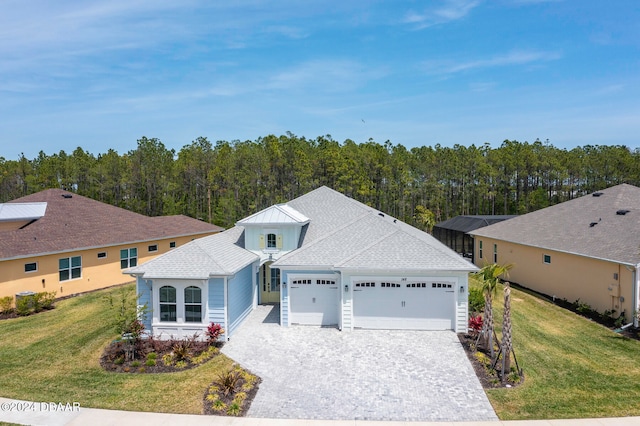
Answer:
[
  {"xmin": 269, "ymin": 264, "xmax": 335, "ymax": 270},
  {"xmin": 336, "ymin": 267, "xmax": 478, "ymax": 275}
]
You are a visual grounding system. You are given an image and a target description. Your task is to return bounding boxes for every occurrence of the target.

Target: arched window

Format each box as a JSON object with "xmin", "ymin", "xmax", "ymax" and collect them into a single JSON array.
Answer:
[
  {"xmin": 184, "ymin": 286, "xmax": 202, "ymax": 323},
  {"xmin": 159, "ymin": 286, "xmax": 177, "ymax": 322}
]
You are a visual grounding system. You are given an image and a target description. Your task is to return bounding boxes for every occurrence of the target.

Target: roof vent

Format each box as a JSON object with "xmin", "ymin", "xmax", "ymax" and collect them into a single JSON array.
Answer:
[
  {"xmin": 378, "ymin": 213, "xmax": 384, "ymax": 217},
  {"xmin": 589, "ymin": 222, "xmax": 598, "ymax": 227},
  {"xmin": 592, "ymin": 192, "xmax": 603, "ymax": 197},
  {"xmin": 62, "ymin": 194, "xmax": 73, "ymax": 199},
  {"xmin": 616, "ymin": 209, "xmax": 630, "ymax": 215}
]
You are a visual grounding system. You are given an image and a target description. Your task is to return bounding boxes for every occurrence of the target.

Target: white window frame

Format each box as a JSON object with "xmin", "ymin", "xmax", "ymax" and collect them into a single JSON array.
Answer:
[
  {"xmin": 148, "ymin": 244, "xmax": 158, "ymax": 253},
  {"xmin": 266, "ymin": 233, "xmax": 277, "ymax": 249},
  {"xmin": 493, "ymin": 244, "xmax": 498, "ymax": 263},
  {"xmin": 59, "ymin": 256, "xmax": 82, "ymax": 282},
  {"xmin": 120, "ymin": 248, "xmax": 137, "ymax": 269},
  {"xmin": 97, "ymin": 251, "xmax": 107, "ymax": 259},
  {"xmin": 24, "ymin": 262, "xmax": 38, "ymax": 273},
  {"xmin": 152, "ymin": 280, "xmax": 207, "ymax": 326},
  {"xmin": 543, "ymin": 254, "xmax": 551, "ymax": 264}
]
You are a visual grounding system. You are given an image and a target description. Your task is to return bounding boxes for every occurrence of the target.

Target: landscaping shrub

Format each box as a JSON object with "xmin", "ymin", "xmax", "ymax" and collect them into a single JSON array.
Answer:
[
  {"xmin": 206, "ymin": 322, "xmax": 224, "ymax": 343},
  {"xmin": 16, "ymin": 295, "xmax": 34, "ymax": 316},
  {"xmin": 468, "ymin": 287, "xmax": 485, "ymax": 313},
  {"xmin": 0, "ymin": 296, "xmax": 13, "ymax": 314},
  {"xmin": 468, "ymin": 315, "xmax": 483, "ymax": 336},
  {"xmin": 204, "ymin": 365, "xmax": 261, "ymax": 417}
]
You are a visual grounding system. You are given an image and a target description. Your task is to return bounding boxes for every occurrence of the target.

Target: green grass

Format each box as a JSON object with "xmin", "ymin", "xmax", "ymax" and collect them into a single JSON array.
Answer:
[
  {"xmin": 2, "ymin": 281, "xmax": 640, "ymax": 419},
  {"xmin": 479, "ymin": 279, "xmax": 640, "ymax": 420},
  {"xmin": 0, "ymin": 284, "xmax": 234, "ymax": 414}
]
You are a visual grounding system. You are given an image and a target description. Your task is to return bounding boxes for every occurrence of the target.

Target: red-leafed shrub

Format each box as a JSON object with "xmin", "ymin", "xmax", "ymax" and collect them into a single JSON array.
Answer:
[
  {"xmin": 206, "ymin": 322, "xmax": 224, "ymax": 344},
  {"xmin": 469, "ymin": 315, "xmax": 483, "ymax": 336}
]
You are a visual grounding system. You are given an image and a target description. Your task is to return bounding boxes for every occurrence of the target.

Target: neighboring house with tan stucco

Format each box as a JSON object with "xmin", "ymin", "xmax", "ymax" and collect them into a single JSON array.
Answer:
[
  {"xmin": 0, "ymin": 189, "xmax": 222, "ymax": 302},
  {"xmin": 469, "ymin": 183, "xmax": 640, "ymax": 327}
]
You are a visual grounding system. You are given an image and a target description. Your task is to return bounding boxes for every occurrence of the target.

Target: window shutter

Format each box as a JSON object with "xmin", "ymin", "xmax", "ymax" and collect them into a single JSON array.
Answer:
[
  {"xmin": 276, "ymin": 234, "xmax": 283, "ymax": 249},
  {"xmin": 259, "ymin": 234, "xmax": 265, "ymax": 249}
]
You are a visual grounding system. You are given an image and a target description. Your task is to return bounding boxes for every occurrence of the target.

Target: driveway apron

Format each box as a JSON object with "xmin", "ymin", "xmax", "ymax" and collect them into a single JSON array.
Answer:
[{"xmin": 221, "ymin": 305, "xmax": 498, "ymax": 422}]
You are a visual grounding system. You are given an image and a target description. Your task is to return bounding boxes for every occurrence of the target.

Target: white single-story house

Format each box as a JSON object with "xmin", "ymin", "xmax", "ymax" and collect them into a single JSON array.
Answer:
[{"xmin": 127, "ymin": 186, "xmax": 478, "ymax": 340}]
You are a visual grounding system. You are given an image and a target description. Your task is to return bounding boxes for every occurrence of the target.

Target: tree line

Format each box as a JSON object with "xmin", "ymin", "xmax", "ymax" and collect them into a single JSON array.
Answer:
[{"xmin": 1, "ymin": 134, "xmax": 638, "ymax": 230}]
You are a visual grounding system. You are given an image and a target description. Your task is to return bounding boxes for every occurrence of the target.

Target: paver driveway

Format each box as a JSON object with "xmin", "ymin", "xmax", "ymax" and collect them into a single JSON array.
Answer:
[{"xmin": 221, "ymin": 305, "xmax": 498, "ymax": 422}]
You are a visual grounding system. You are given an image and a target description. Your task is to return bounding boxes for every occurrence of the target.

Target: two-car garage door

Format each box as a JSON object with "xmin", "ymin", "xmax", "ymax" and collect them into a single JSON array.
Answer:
[
  {"xmin": 353, "ymin": 280, "xmax": 456, "ymax": 330},
  {"xmin": 288, "ymin": 275, "xmax": 457, "ymax": 330}
]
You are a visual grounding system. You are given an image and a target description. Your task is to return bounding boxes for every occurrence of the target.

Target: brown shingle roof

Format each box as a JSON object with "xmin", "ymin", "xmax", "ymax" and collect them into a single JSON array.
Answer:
[
  {"xmin": 0, "ymin": 189, "xmax": 223, "ymax": 260},
  {"xmin": 469, "ymin": 183, "xmax": 640, "ymax": 265}
]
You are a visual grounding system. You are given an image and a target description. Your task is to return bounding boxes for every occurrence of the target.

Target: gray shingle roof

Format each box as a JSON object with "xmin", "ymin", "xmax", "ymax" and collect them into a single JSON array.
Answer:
[
  {"xmin": 130, "ymin": 186, "xmax": 478, "ymax": 278},
  {"xmin": 127, "ymin": 226, "xmax": 258, "ymax": 278},
  {"xmin": 434, "ymin": 215, "xmax": 517, "ymax": 233},
  {"xmin": 274, "ymin": 187, "xmax": 477, "ymax": 271},
  {"xmin": 469, "ymin": 184, "xmax": 640, "ymax": 265}
]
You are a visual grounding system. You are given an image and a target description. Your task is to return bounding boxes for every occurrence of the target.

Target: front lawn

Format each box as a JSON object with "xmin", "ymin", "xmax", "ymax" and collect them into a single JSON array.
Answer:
[
  {"xmin": 1, "ymin": 281, "xmax": 640, "ymax": 419},
  {"xmin": 477, "ymin": 278, "xmax": 640, "ymax": 420},
  {"xmin": 0, "ymin": 284, "xmax": 235, "ymax": 414}
]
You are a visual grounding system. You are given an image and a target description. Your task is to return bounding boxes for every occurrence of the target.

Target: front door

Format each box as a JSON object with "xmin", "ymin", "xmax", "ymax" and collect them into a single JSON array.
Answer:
[{"xmin": 260, "ymin": 262, "xmax": 280, "ymax": 304}]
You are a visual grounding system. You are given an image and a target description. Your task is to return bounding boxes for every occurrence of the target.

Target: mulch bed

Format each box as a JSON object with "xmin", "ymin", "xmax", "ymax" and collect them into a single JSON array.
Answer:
[
  {"xmin": 100, "ymin": 337, "xmax": 222, "ymax": 373},
  {"xmin": 202, "ymin": 367, "xmax": 262, "ymax": 416},
  {"xmin": 458, "ymin": 333, "xmax": 521, "ymax": 389}
]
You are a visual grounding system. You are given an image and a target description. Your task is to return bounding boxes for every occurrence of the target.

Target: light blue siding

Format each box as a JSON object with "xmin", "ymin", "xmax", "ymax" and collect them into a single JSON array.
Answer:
[
  {"xmin": 208, "ymin": 278, "xmax": 225, "ymax": 333},
  {"xmin": 137, "ymin": 277, "xmax": 152, "ymax": 332},
  {"xmin": 227, "ymin": 264, "xmax": 254, "ymax": 336},
  {"xmin": 281, "ymin": 273, "xmax": 289, "ymax": 326}
]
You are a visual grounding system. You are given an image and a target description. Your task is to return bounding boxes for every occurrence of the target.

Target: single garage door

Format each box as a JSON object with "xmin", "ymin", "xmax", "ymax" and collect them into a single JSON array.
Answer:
[
  {"xmin": 353, "ymin": 280, "xmax": 455, "ymax": 330},
  {"xmin": 290, "ymin": 277, "xmax": 339, "ymax": 326}
]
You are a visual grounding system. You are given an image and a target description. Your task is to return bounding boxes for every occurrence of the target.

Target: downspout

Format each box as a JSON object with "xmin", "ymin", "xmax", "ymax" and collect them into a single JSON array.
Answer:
[
  {"xmin": 634, "ymin": 264, "xmax": 639, "ymax": 328},
  {"xmin": 224, "ymin": 276, "xmax": 229, "ymax": 341}
]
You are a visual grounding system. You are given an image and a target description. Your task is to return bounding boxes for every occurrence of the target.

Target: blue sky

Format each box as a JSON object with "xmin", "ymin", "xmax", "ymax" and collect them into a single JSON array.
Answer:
[{"xmin": 1, "ymin": 0, "xmax": 639, "ymax": 159}]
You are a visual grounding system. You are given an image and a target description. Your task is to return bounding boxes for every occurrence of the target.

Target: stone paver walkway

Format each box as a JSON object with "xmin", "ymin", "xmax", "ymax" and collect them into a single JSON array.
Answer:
[{"xmin": 221, "ymin": 304, "xmax": 498, "ymax": 422}]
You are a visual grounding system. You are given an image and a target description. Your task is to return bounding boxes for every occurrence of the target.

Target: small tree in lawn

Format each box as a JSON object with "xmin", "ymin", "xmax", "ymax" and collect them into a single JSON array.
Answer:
[
  {"xmin": 474, "ymin": 262, "xmax": 512, "ymax": 361},
  {"xmin": 105, "ymin": 287, "xmax": 148, "ymax": 360}
]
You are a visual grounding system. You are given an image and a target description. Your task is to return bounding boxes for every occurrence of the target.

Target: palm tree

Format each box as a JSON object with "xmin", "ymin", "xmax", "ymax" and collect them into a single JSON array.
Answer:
[
  {"xmin": 501, "ymin": 281, "xmax": 513, "ymax": 380},
  {"xmin": 473, "ymin": 263, "xmax": 512, "ymax": 360}
]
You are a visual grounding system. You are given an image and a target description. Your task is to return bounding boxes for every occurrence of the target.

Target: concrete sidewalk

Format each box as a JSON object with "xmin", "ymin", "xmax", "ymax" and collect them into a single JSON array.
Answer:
[{"xmin": 2, "ymin": 398, "xmax": 640, "ymax": 426}]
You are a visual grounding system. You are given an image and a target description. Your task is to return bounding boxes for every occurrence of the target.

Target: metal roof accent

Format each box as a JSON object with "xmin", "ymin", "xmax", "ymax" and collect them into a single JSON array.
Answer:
[
  {"xmin": 236, "ymin": 203, "xmax": 310, "ymax": 226},
  {"xmin": 0, "ymin": 202, "xmax": 47, "ymax": 222}
]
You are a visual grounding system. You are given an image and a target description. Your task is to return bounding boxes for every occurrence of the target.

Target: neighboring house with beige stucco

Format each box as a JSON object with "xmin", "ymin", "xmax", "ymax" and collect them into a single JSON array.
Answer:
[
  {"xmin": 469, "ymin": 183, "xmax": 640, "ymax": 327},
  {"xmin": 0, "ymin": 189, "xmax": 222, "ymax": 302}
]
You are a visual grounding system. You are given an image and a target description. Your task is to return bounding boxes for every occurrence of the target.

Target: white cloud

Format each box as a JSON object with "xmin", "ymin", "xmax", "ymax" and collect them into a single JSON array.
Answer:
[
  {"xmin": 403, "ymin": 0, "xmax": 480, "ymax": 29},
  {"xmin": 423, "ymin": 49, "xmax": 563, "ymax": 75}
]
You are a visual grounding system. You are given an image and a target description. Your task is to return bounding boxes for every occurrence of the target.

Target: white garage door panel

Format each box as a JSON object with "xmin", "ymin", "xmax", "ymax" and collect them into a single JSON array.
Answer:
[
  {"xmin": 290, "ymin": 278, "xmax": 339, "ymax": 326},
  {"xmin": 353, "ymin": 281, "xmax": 454, "ymax": 330}
]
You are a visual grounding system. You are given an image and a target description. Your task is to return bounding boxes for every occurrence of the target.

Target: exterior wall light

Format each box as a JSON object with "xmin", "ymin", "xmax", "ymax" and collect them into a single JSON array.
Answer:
[
  {"xmin": 344, "ymin": 284, "xmax": 349, "ymax": 293},
  {"xmin": 460, "ymin": 286, "xmax": 465, "ymax": 293}
]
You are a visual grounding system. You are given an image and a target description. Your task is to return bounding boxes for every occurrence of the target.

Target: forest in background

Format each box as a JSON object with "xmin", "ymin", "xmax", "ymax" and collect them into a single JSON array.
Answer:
[{"xmin": 1, "ymin": 133, "xmax": 638, "ymax": 230}]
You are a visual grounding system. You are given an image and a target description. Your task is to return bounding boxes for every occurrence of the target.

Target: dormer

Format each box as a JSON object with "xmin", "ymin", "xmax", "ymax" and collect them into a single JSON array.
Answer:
[{"xmin": 237, "ymin": 204, "xmax": 310, "ymax": 262}]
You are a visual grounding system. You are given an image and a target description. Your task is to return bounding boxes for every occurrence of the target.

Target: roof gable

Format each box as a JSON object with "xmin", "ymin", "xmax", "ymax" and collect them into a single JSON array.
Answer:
[
  {"xmin": 470, "ymin": 184, "xmax": 640, "ymax": 265},
  {"xmin": 236, "ymin": 204, "xmax": 309, "ymax": 226}
]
